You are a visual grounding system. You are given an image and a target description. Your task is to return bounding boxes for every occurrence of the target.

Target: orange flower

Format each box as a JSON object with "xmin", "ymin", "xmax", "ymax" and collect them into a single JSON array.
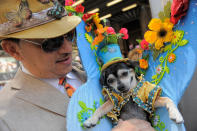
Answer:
[
  {"xmin": 85, "ymin": 25, "xmax": 92, "ymax": 32},
  {"xmin": 168, "ymin": 53, "xmax": 176, "ymax": 63},
  {"xmin": 136, "ymin": 49, "xmax": 143, "ymax": 54},
  {"xmin": 92, "ymin": 34, "xmax": 104, "ymax": 46},
  {"xmin": 139, "ymin": 59, "xmax": 148, "ymax": 69},
  {"xmin": 93, "ymin": 13, "xmax": 101, "ymax": 26},
  {"xmin": 97, "ymin": 27, "xmax": 108, "ymax": 34}
]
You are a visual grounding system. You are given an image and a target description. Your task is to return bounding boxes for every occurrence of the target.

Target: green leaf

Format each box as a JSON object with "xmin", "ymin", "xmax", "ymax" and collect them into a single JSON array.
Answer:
[
  {"xmin": 85, "ymin": 33, "xmax": 93, "ymax": 44},
  {"xmin": 107, "ymin": 35, "xmax": 118, "ymax": 44},
  {"xmin": 166, "ymin": 67, "xmax": 170, "ymax": 74},
  {"xmin": 101, "ymin": 46, "xmax": 108, "ymax": 53},
  {"xmin": 136, "ymin": 39, "xmax": 142, "ymax": 44},
  {"xmin": 78, "ymin": 101, "xmax": 87, "ymax": 109},
  {"xmin": 77, "ymin": 13, "xmax": 84, "ymax": 18},
  {"xmin": 164, "ymin": 1, "xmax": 172, "ymax": 18},
  {"xmin": 158, "ymin": 12, "xmax": 165, "ymax": 21},
  {"xmin": 152, "ymin": 75, "xmax": 157, "ymax": 79},
  {"xmin": 65, "ymin": 6, "xmax": 76, "ymax": 12},
  {"xmin": 99, "ymin": 98, "xmax": 104, "ymax": 105},
  {"xmin": 159, "ymin": 122, "xmax": 166, "ymax": 129},
  {"xmin": 153, "ymin": 50, "xmax": 160, "ymax": 61},
  {"xmin": 142, "ymin": 54, "xmax": 149, "ymax": 60},
  {"xmin": 159, "ymin": 56, "xmax": 164, "ymax": 63},
  {"xmin": 78, "ymin": 33, "xmax": 82, "ymax": 37},
  {"xmin": 164, "ymin": 44, "xmax": 172, "ymax": 52},
  {"xmin": 178, "ymin": 39, "xmax": 188, "ymax": 46},
  {"xmin": 77, "ymin": 112, "xmax": 82, "ymax": 120}
]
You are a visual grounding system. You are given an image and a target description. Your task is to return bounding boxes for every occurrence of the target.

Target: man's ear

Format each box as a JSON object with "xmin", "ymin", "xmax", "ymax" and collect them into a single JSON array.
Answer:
[{"xmin": 1, "ymin": 40, "xmax": 22, "ymax": 61}]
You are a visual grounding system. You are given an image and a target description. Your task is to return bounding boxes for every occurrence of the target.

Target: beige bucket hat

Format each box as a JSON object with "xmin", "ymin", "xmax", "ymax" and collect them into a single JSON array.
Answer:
[{"xmin": 0, "ymin": 0, "xmax": 81, "ymax": 39}]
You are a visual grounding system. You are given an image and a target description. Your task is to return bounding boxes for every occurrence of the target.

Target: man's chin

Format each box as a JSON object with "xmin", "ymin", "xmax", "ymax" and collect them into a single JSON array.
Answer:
[{"xmin": 58, "ymin": 66, "xmax": 72, "ymax": 77}]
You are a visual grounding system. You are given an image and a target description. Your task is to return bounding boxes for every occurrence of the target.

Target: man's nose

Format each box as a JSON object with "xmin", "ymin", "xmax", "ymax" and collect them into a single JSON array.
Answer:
[{"xmin": 57, "ymin": 39, "xmax": 72, "ymax": 53}]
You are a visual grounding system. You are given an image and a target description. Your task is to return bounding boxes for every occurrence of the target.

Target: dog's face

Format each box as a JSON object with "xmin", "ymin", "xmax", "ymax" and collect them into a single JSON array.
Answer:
[{"xmin": 100, "ymin": 61, "xmax": 138, "ymax": 93}]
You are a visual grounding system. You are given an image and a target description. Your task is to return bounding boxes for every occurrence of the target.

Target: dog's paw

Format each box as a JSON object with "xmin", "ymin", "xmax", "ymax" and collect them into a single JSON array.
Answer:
[
  {"xmin": 167, "ymin": 104, "xmax": 184, "ymax": 124},
  {"xmin": 83, "ymin": 117, "xmax": 98, "ymax": 128}
]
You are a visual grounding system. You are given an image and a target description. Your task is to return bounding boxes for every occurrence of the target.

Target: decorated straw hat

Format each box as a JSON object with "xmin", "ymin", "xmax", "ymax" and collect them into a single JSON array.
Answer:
[{"xmin": 0, "ymin": 0, "xmax": 81, "ymax": 39}]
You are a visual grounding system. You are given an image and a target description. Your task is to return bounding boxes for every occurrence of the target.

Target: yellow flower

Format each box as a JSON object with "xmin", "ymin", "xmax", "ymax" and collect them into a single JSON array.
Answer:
[
  {"xmin": 97, "ymin": 27, "xmax": 108, "ymax": 34},
  {"xmin": 171, "ymin": 30, "xmax": 184, "ymax": 45},
  {"xmin": 144, "ymin": 18, "xmax": 174, "ymax": 50},
  {"xmin": 93, "ymin": 13, "xmax": 101, "ymax": 26},
  {"xmin": 139, "ymin": 59, "xmax": 148, "ymax": 69}
]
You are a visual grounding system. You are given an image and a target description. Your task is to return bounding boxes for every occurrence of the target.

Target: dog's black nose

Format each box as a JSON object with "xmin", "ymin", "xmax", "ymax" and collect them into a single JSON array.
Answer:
[{"xmin": 118, "ymin": 85, "xmax": 125, "ymax": 91}]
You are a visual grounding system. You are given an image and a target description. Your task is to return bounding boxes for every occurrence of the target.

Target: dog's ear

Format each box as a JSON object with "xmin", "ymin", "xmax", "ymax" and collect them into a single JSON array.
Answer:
[
  {"xmin": 100, "ymin": 70, "xmax": 107, "ymax": 86},
  {"xmin": 126, "ymin": 60, "xmax": 141, "ymax": 80},
  {"xmin": 126, "ymin": 60, "xmax": 139, "ymax": 69}
]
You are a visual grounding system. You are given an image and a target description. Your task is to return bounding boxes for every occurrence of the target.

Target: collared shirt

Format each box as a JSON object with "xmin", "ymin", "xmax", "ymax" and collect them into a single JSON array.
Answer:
[{"xmin": 20, "ymin": 63, "xmax": 83, "ymax": 95}]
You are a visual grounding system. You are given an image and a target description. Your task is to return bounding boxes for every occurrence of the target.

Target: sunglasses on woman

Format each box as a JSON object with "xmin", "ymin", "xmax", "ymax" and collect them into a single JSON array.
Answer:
[{"xmin": 22, "ymin": 29, "xmax": 76, "ymax": 53}]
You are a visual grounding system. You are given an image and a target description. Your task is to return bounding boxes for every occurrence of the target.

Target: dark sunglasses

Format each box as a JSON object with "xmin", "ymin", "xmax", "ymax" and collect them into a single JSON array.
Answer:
[{"xmin": 22, "ymin": 29, "xmax": 76, "ymax": 53}]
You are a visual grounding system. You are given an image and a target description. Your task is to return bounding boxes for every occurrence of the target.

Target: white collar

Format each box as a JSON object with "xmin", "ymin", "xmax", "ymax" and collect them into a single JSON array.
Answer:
[
  {"xmin": 20, "ymin": 62, "xmax": 60, "ymax": 88},
  {"xmin": 20, "ymin": 62, "xmax": 78, "ymax": 87}
]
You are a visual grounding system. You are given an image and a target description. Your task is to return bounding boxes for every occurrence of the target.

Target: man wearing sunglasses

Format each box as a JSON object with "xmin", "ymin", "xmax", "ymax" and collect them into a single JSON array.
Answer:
[{"xmin": 0, "ymin": 0, "xmax": 86, "ymax": 131}]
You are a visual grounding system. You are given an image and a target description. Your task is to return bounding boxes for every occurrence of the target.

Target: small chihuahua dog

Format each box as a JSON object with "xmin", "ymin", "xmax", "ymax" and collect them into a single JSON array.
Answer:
[{"xmin": 83, "ymin": 61, "xmax": 184, "ymax": 129}]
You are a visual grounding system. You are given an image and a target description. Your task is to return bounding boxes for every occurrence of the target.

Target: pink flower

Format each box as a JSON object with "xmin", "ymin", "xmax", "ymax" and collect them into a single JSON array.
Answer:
[
  {"xmin": 119, "ymin": 28, "xmax": 129, "ymax": 39},
  {"xmin": 106, "ymin": 27, "xmax": 116, "ymax": 34},
  {"xmin": 119, "ymin": 28, "xmax": 128, "ymax": 35},
  {"xmin": 156, "ymin": 65, "xmax": 162, "ymax": 74},
  {"xmin": 140, "ymin": 40, "xmax": 149, "ymax": 50},
  {"xmin": 65, "ymin": 0, "xmax": 74, "ymax": 6},
  {"xmin": 75, "ymin": 4, "xmax": 85, "ymax": 13},
  {"xmin": 122, "ymin": 34, "xmax": 129, "ymax": 39}
]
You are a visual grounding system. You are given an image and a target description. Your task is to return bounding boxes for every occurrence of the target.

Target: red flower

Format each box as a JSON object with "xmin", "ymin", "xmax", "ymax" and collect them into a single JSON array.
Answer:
[
  {"xmin": 122, "ymin": 34, "xmax": 129, "ymax": 39},
  {"xmin": 140, "ymin": 40, "xmax": 149, "ymax": 50},
  {"xmin": 119, "ymin": 28, "xmax": 129, "ymax": 39},
  {"xmin": 82, "ymin": 13, "xmax": 95, "ymax": 22},
  {"xmin": 65, "ymin": 0, "xmax": 74, "ymax": 6},
  {"xmin": 106, "ymin": 27, "xmax": 116, "ymax": 34},
  {"xmin": 68, "ymin": 12, "xmax": 73, "ymax": 16},
  {"xmin": 119, "ymin": 28, "xmax": 128, "ymax": 34},
  {"xmin": 171, "ymin": 0, "xmax": 189, "ymax": 24},
  {"xmin": 75, "ymin": 4, "xmax": 84, "ymax": 13}
]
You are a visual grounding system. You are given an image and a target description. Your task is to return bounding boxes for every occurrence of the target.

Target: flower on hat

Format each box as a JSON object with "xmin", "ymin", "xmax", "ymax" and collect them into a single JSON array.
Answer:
[
  {"xmin": 144, "ymin": 18, "xmax": 174, "ymax": 50},
  {"xmin": 139, "ymin": 59, "xmax": 148, "ymax": 69},
  {"xmin": 92, "ymin": 34, "xmax": 104, "ymax": 46},
  {"xmin": 106, "ymin": 27, "xmax": 116, "ymax": 35},
  {"xmin": 65, "ymin": 1, "xmax": 85, "ymax": 17},
  {"xmin": 119, "ymin": 28, "xmax": 129, "ymax": 39},
  {"xmin": 75, "ymin": 4, "xmax": 84, "ymax": 13},
  {"xmin": 85, "ymin": 24, "xmax": 92, "ymax": 32},
  {"xmin": 82, "ymin": 13, "xmax": 95, "ymax": 22},
  {"xmin": 65, "ymin": 0, "xmax": 74, "ymax": 6},
  {"xmin": 140, "ymin": 40, "xmax": 149, "ymax": 50}
]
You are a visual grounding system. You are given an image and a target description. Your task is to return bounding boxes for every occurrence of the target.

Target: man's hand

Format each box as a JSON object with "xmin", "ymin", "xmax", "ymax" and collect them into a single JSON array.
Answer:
[{"xmin": 112, "ymin": 119, "xmax": 155, "ymax": 131}]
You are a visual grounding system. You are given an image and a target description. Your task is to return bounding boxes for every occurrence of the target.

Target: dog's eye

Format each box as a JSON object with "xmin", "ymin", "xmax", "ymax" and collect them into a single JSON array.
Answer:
[
  {"xmin": 107, "ymin": 78, "xmax": 114, "ymax": 84},
  {"xmin": 122, "ymin": 72, "xmax": 128, "ymax": 77}
]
